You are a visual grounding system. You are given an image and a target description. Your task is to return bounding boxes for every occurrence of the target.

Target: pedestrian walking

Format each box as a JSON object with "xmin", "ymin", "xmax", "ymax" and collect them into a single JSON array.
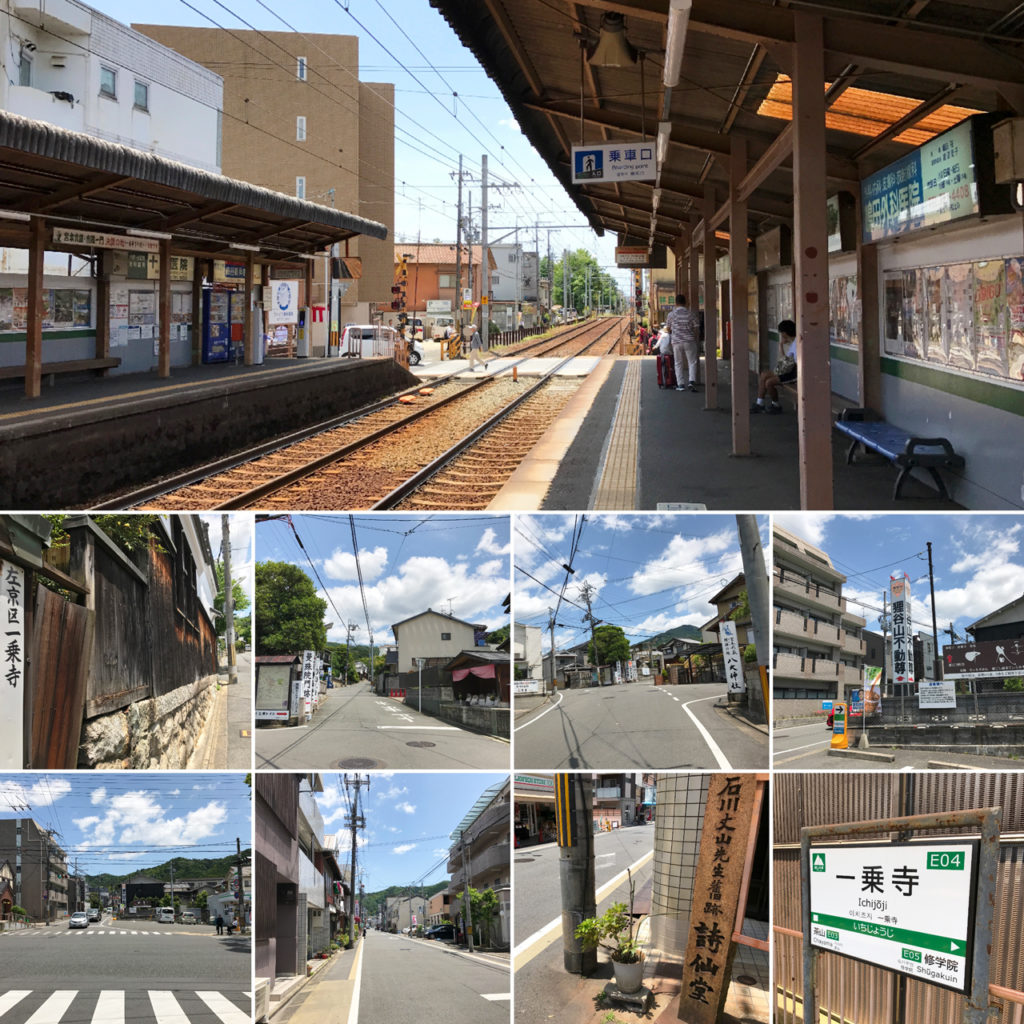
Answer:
[
  {"xmin": 466, "ymin": 322, "xmax": 493, "ymax": 371},
  {"xmin": 215, "ymin": 913, "xmax": 224, "ymax": 936},
  {"xmin": 665, "ymin": 293, "xmax": 701, "ymax": 392}
]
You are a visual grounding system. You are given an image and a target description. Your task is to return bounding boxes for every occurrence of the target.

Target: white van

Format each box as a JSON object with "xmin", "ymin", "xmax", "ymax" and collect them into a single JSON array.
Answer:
[
  {"xmin": 155, "ymin": 908, "xmax": 176, "ymax": 924},
  {"xmin": 340, "ymin": 324, "xmax": 423, "ymax": 364}
]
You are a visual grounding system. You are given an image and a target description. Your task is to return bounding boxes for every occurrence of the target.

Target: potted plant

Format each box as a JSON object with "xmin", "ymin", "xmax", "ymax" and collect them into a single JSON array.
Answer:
[{"xmin": 573, "ymin": 872, "xmax": 644, "ymax": 994}]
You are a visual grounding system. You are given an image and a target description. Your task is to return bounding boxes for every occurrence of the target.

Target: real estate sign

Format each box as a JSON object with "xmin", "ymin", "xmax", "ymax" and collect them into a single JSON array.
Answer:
[{"xmin": 809, "ymin": 840, "xmax": 978, "ymax": 993}]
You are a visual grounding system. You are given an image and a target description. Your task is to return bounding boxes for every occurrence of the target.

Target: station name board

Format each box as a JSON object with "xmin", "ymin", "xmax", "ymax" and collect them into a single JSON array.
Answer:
[
  {"xmin": 53, "ymin": 227, "xmax": 160, "ymax": 253},
  {"xmin": 809, "ymin": 840, "xmax": 978, "ymax": 994}
]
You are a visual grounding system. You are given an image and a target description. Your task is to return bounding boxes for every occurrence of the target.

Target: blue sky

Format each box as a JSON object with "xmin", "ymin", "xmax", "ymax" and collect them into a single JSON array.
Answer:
[
  {"xmin": 256, "ymin": 513, "xmax": 510, "ymax": 645},
  {"xmin": 773, "ymin": 513, "xmax": 1024, "ymax": 641},
  {"xmin": 83, "ymin": 0, "xmax": 631, "ymax": 291},
  {"xmin": 201, "ymin": 513, "xmax": 255, "ymax": 603},
  {"xmin": 515, "ymin": 514, "xmax": 770, "ymax": 653},
  {"xmin": 315, "ymin": 772, "xmax": 506, "ymax": 892},
  {"xmin": 0, "ymin": 773, "xmax": 252, "ymax": 877}
]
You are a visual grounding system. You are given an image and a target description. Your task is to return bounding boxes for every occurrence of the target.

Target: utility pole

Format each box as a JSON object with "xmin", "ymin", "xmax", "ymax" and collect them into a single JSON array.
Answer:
[
  {"xmin": 345, "ymin": 622, "xmax": 357, "ymax": 686},
  {"xmin": 222, "ymin": 514, "xmax": 237, "ymax": 686},
  {"xmin": 926, "ymin": 541, "xmax": 942, "ymax": 682},
  {"xmin": 459, "ymin": 830, "xmax": 475, "ymax": 952},
  {"xmin": 735, "ymin": 515, "xmax": 769, "ymax": 724},
  {"xmin": 235, "ymin": 837, "xmax": 245, "ymax": 932},
  {"xmin": 455, "ymin": 155, "xmax": 464, "ymax": 336},
  {"xmin": 578, "ymin": 581, "xmax": 600, "ymax": 685},
  {"xmin": 481, "ymin": 154, "xmax": 490, "ymax": 345},
  {"xmin": 554, "ymin": 773, "xmax": 596, "ymax": 973},
  {"xmin": 344, "ymin": 775, "xmax": 369, "ymax": 947},
  {"xmin": 169, "ymin": 859, "xmax": 175, "ymax": 917},
  {"xmin": 548, "ymin": 606, "xmax": 557, "ymax": 692}
]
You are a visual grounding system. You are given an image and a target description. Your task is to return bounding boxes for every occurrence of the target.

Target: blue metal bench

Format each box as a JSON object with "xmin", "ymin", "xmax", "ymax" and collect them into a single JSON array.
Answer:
[{"xmin": 834, "ymin": 408, "xmax": 965, "ymax": 501}]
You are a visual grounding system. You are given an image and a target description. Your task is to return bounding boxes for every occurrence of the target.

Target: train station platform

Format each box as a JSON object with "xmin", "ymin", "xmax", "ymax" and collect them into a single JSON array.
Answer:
[
  {"xmin": 0, "ymin": 356, "xmax": 415, "ymax": 508},
  {"xmin": 491, "ymin": 355, "xmax": 963, "ymax": 512}
]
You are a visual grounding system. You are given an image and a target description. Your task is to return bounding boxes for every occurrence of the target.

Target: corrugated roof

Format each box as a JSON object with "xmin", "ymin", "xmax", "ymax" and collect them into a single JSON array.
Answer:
[{"xmin": 0, "ymin": 109, "xmax": 387, "ymax": 255}]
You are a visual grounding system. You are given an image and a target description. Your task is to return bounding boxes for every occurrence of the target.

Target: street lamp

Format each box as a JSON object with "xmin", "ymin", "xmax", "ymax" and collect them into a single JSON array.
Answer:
[{"xmin": 416, "ymin": 657, "xmax": 426, "ymax": 714}]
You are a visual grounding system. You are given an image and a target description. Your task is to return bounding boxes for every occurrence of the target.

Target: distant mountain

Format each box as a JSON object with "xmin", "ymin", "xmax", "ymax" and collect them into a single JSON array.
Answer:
[
  {"xmin": 637, "ymin": 624, "xmax": 704, "ymax": 647},
  {"xmin": 86, "ymin": 851, "xmax": 250, "ymax": 889},
  {"xmin": 361, "ymin": 880, "xmax": 449, "ymax": 918}
]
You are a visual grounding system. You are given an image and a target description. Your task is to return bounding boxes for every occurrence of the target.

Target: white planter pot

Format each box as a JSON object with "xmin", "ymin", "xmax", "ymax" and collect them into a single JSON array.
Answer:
[{"xmin": 613, "ymin": 956, "xmax": 644, "ymax": 994}]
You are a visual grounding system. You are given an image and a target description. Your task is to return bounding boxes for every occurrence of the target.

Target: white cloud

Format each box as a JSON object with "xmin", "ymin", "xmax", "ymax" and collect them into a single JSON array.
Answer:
[
  {"xmin": 498, "ymin": 117, "xmax": 522, "ymax": 133},
  {"xmin": 90, "ymin": 787, "xmax": 106, "ymax": 805},
  {"xmin": 396, "ymin": 801, "xmax": 416, "ymax": 815},
  {"xmin": 393, "ymin": 843, "xmax": 417, "ymax": 855},
  {"xmin": 476, "ymin": 528, "xmax": 510, "ymax": 556},
  {"xmin": 324, "ymin": 545, "xmax": 389, "ymax": 582},
  {"xmin": 75, "ymin": 789, "xmax": 228, "ymax": 851},
  {"xmin": 626, "ymin": 529, "xmax": 739, "ymax": 601},
  {"xmin": 377, "ymin": 783, "xmax": 408, "ymax": 801},
  {"xmin": 0, "ymin": 778, "xmax": 71, "ymax": 812}
]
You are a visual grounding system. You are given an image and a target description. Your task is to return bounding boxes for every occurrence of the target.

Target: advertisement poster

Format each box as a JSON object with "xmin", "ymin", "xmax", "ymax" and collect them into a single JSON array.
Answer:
[
  {"xmin": 946, "ymin": 263, "xmax": 974, "ymax": 369},
  {"xmin": 863, "ymin": 665, "xmax": 883, "ymax": 715},
  {"xmin": 884, "ymin": 273, "xmax": 904, "ymax": 354},
  {"xmin": 1006, "ymin": 257, "xmax": 1024, "ymax": 381},
  {"xmin": 923, "ymin": 266, "xmax": 949, "ymax": 365},
  {"xmin": 268, "ymin": 280, "xmax": 300, "ymax": 325},
  {"xmin": 11, "ymin": 287, "xmax": 27, "ymax": 330},
  {"xmin": 973, "ymin": 259, "xmax": 1008, "ymax": 376},
  {"xmin": 0, "ymin": 289, "xmax": 12, "ymax": 331},
  {"xmin": 73, "ymin": 290, "xmax": 91, "ymax": 327},
  {"xmin": 902, "ymin": 269, "xmax": 925, "ymax": 358}
]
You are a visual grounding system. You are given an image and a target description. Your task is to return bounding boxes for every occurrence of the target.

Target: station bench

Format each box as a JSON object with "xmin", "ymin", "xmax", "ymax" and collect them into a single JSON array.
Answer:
[
  {"xmin": 834, "ymin": 408, "xmax": 965, "ymax": 501},
  {"xmin": 0, "ymin": 357, "xmax": 121, "ymax": 383}
]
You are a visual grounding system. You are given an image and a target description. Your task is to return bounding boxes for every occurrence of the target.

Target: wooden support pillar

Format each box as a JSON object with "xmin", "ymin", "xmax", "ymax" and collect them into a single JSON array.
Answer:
[
  {"xmin": 25, "ymin": 216, "xmax": 47, "ymax": 398},
  {"xmin": 688, "ymin": 216, "xmax": 700, "ymax": 335},
  {"xmin": 95, "ymin": 257, "xmax": 110, "ymax": 366},
  {"xmin": 855, "ymin": 193, "xmax": 882, "ymax": 411},
  {"xmin": 730, "ymin": 135, "xmax": 751, "ymax": 456},
  {"xmin": 792, "ymin": 12, "xmax": 834, "ymax": 509},
  {"xmin": 261, "ymin": 263, "xmax": 271, "ymax": 353},
  {"xmin": 191, "ymin": 259, "xmax": 204, "ymax": 366},
  {"xmin": 703, "ymin": 187, "xmax": 718, "ymax": 410},
  {"xmin": 157, "ymin": 239, "xmax": 171, "ymax": 378},
  {"xmin": 244, "ymin": 253, "xmax": 255, "ymax": 365}
]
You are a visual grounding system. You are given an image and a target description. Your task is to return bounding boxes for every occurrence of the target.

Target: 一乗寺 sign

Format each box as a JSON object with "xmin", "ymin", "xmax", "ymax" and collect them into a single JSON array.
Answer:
[{"xmin": 809, "ymin": 840, "xmax": 978, "ymax": 993}]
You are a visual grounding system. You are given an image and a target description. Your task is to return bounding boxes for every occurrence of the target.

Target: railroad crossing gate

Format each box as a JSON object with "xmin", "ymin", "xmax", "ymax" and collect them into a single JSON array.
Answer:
[{"xmin": 809, "ymin": 841, "xmax": 979, "ymax": 993}]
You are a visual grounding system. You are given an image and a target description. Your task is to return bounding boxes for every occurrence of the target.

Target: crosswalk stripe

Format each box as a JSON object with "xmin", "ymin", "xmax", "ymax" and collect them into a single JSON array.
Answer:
[
  {"xmin": 25, "ymin": 991, "xmax": 76, "ymax": 1023},
  {"xmin": 0, "ymin": 991, "xmax": 30, "ymax": 1016},
  {"xmin": 148, "ymin": 991, "xmax": 190, "ymax": 1024},
  {"xmin": 195, "ymin": 992, "xmax": 249, "ymax": 1024},
  {"xmin": 91, "ymin": 990, "xmax": 124, "ymax": 1024}
]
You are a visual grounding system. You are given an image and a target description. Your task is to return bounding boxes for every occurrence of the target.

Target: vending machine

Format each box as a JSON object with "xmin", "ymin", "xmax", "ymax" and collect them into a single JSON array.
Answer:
[{"xmin": 203, "ymin": 288, "xmax": 247, "ymax": 363}]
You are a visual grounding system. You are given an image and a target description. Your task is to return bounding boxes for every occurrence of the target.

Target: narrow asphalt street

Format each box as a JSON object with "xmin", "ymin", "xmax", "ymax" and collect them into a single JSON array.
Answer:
[
  {"xmin": 514, "ymin": 680, "xmax": 766, "ymax": 769},
  {"xmin": 256, "ymin": 681, "xmax": 509, "ymax": 769},
  {"xmin": 0, "ymin": 919, "xmax": 250, "ymax": 1024}
]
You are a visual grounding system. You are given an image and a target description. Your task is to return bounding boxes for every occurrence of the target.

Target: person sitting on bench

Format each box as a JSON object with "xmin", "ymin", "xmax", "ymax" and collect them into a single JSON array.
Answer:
[{"xmin": 752, "ymin": 319, "xmax": 797, "ymax": 414}]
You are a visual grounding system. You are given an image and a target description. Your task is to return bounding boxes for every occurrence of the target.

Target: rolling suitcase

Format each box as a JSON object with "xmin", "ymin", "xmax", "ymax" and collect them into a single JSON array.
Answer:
[{"xmin": 657, "ymin": 352, "xmax": 676, "ymax": 389}]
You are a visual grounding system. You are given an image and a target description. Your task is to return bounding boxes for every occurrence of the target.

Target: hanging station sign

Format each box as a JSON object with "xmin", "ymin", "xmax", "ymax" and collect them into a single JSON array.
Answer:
[
  {"xmin": 614, "ymin": 246, "xmax": 650, "ymax": 267},
  {"xmin": 571, "ymin": 142, "xmax": 656, "ymax": 184},
  {"xmin": 53, "ymin": 227, "xmax": 159, "ymax": 252},
  {"xmin": 809, "ymin": 840, "xmax": 979, "ymax": 993},
  {"xmin": 1, "ymin": 560, "xmax": 25, "ymax": 770}
]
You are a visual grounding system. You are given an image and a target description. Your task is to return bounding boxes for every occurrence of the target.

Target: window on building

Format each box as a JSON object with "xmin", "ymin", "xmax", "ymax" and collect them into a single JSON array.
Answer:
[
  {"xmin": 100, "ymin": 66, "xmax": 116, "ymax": 99},
  {"xmin": 297, "ymin": 56, "xmax": 307, "ymax": 80},
  {"xmin": 18, "ymin": 50, "xmax": 31, "ymax": 88},
  {"xmin": 296, "ymin": 116, "xmax": 306, "ymax": 141},
  {"xmin": 296, "ymin": 176, "xmax": 306, "ymax": 200},
  {"xmin": 134, "ymin": 80, "xmax": 149, "ymax": 111},
  {"xmin": 438, "ymin": 273, "xmax": 456, "ymax": 288},
  {"xmin": 508, "ymin": 253, "xmax": 516, "ymax": 262},
  {"xmin": 441, "ymin": 632, "xmax": 451, "ymax": 641}
]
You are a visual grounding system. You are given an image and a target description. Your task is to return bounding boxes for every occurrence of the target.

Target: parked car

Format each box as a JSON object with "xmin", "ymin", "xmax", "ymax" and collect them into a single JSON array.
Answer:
[
  {"xmin": 69, "ymin": 912, "xmax": 89, "ymax": 929},
  {"xmin": 87, "ymin": 908, "xmax": 100, "ymax": 922},
  {"xmin": 424, "ymin": 923, "xmax": 455, "ymax": 941},
  {"xmin": 181, "ymin": 911, "xmax": 199, "ymax": 925},
  {"xmin": 340, "ymin": 325, "xmax": 423, "ymax": 365},
  {"xmin": 155, "ymin": 907, "xmax": 176, "ymax": 924}
]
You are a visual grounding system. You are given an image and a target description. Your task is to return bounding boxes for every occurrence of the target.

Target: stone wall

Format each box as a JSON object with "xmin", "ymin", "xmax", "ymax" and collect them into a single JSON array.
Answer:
[{"xmin": 78, "ymin": 673, "xmax": 219, "ymax": 769}]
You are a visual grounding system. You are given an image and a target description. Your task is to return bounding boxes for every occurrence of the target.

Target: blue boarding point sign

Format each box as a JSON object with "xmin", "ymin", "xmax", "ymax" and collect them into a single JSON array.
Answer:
[
  {"xmin": 575, "ymin": 149, "xmax": 604, "ymax": 180},
  {"xmin": 822, "ymin": 700, "xmax": 833, "ymax": 710}
]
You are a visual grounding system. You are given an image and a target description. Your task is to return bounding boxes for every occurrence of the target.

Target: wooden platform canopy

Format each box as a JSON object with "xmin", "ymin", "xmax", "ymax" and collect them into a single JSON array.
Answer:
[
  {"xmin": 0, "ymin": 108, "xmax": 388, "ymax": 396},
  {"xmin": 430, "ymin": 0, "xmax": 1024, "ymax": 508}
]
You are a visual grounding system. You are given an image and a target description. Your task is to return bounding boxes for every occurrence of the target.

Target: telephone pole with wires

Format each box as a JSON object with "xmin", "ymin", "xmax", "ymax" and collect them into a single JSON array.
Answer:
[
  {"xmin": 344, "ymin": 774, "xmax": 369, "ymax": 947},
  {"xmin": 222, "ymin": 514, "xmax": 237, "ymax": 686}
]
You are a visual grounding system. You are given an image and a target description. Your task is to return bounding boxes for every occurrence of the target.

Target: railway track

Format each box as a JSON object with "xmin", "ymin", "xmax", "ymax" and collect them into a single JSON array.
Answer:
[{"xmin": 102, "ymin": 316, "xmax": 625, "ymax": 510}]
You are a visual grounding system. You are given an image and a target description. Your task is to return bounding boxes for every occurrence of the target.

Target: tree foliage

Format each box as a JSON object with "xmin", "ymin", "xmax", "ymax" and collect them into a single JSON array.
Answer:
[
  {"xmin": 588, "ymin": 624, "xmax": 630, "ymax": 667},
  {"xmin": 255, "ymin": 561, "xmax": 328, "ymax": 655},
  {"xmin": 540, "ymin": 249, "xmax": 622, "ymax": 313},
  {"xmin": 468, "ymin": 887, "xmax": 500, "ymax": 947}
]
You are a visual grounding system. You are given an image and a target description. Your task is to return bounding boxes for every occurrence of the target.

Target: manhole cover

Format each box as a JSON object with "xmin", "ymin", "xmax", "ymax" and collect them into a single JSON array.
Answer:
[
  {"xmin": 736, "ymin": 975, "xmax": 758, "ymax": 986},
  {"xmin": 407, "ymin": 741, "xmax": 436, "ymax": 748},
  {"xmin": 332, "ymin": 758, "xmax": 380, "ymax": 769}
]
